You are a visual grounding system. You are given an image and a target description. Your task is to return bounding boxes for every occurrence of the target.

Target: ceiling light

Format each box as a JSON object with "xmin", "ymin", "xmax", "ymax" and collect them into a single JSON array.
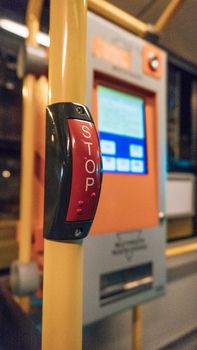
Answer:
[
  {"xmin": 2, "ymin": 170, "xmax": 11, "ymax": 178},
  {"xmin": 0, "ymin": 18, "xmax": 50, "ymax": 47}
]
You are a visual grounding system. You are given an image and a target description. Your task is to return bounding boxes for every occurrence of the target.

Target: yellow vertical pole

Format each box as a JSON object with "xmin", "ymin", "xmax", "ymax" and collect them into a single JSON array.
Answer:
[
  {"xmin": 42, "ymin": 1, "xmax": 87, "ymax": 350},
  {"xmin": 18, "ymin": 0, "xmax": 43, "ymax": 310},
  {"xmin": 132, "ymin": 306, "xmax": 142, "ymax": 350}
]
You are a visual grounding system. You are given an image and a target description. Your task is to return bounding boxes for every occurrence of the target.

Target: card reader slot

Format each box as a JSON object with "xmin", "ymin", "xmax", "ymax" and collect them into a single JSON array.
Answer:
[{"xmin": 100, "ymin": 263, "xmax": 153, "ymax": 305}]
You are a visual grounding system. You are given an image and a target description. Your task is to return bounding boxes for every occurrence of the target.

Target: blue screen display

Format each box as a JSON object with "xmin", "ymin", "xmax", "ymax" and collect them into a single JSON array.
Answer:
[{"xmin": 97, "ymin": 85, "xmax": 148, "ymax": 175}]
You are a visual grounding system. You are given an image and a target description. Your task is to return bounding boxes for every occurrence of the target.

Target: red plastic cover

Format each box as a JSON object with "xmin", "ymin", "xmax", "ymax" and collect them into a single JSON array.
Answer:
[{"xmin": 66, "ymin": 119, "xmax": 101, "ymax": 222}]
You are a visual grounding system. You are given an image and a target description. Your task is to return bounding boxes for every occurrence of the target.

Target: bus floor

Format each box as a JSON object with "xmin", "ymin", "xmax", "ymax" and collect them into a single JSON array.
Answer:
[{"xmin": 161, "ymin": 329, "xmax": 197, "ymax": 350}]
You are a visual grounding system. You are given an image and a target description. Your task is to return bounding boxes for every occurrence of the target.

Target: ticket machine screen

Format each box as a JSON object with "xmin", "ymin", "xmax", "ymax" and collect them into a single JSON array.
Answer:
[{"xmin": 97, "ymin": 85, "xmax": 147, "ymax": 175}]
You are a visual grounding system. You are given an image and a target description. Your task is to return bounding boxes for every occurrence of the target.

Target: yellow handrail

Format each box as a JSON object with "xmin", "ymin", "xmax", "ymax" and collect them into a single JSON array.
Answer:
[
  {"xmin": 155, "ymin": 0, "xmax": 184, "ymax": 33},
  {"xmin": 88, "ymin": 0, "xmax": 185, "ymax": 37},
  {"xmin": 19, "ymin": 0, "xmax": 44, "ymax": 264},
  {"xmin": 166, "ymin": 242, "xmax": 197, "ymax": 258},
  {"xmin": 42, "ymin": 1, "xmax": 87, "ymax": 349},
  {"xmin": 18, "ymin": 0, "xmax": 44, "ymax": 311},
  {"xmin": 88, "ymin": 0, "xmax": 148, "ymax": 37},
  {"xmin": 132, "ymin": 306, "xmax": 142, "ymax": 350}
]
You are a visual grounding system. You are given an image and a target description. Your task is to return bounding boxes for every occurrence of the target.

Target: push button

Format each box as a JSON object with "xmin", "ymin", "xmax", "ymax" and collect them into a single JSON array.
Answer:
[
  {"xmin": 142, "ymin": 42, "xmax": 162, "ymax": 79},
  {"xmin": 66, "ymin": 119, "xmax": 101, "ymax": 222},
  {"xmin": 149, "ymin": 54, "xmax": 159, "ymax": 71}
]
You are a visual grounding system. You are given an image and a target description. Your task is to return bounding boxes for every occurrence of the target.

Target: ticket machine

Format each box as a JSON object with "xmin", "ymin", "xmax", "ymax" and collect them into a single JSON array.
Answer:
[{"xmin": 84, "ymin": 12, "xmax": 167, "ymax": 324}]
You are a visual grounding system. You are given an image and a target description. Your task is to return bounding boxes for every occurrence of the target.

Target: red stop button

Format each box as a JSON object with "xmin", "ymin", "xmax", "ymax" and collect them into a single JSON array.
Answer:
[{"xmin": 66, "ymin": 119, "xmax": 101, "ymax": 222}]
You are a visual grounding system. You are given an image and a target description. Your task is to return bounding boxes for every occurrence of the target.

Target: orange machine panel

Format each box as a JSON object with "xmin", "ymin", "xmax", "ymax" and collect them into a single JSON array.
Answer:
[
  {"xmin": 91, "ymin": 73, "xmax": 158, "ymax": 235},
  {"xmin": 92, "ymin": 37, "xmax": 132, "ymax": 71}
]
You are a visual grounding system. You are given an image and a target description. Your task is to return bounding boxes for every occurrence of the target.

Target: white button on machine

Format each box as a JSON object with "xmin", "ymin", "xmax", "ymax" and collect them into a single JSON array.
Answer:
[
  {"xmin": 117, "ymin": 158, "xmax": 130, "ymax": 172},
  {"xmin": 131, "ymin": 160, "xmax": 144, "ymax": 173},
  {"xmin": 100, "ymin": 140, "xmax": 116, "ymax": 155},
  {"xmin": 130, "ymin": 144, "xmax": 143, "ymax": 158},
  {"xmin": 102, "ymin": 156, "xmax": 116, "ymax": 171}
]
